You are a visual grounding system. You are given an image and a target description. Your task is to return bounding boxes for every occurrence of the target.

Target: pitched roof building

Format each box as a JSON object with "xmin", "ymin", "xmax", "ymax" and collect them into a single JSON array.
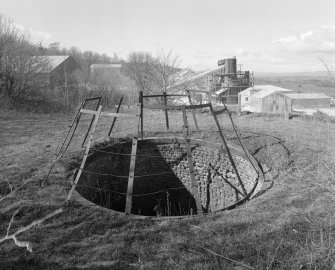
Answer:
[{"xmin": 35, "ymin": 55, "xmax": 78, "ymax": 74}]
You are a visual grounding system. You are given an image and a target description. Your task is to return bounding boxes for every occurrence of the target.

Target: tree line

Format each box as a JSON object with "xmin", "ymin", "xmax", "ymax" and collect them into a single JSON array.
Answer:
[{"xmin": 0, "ymin": 14, "xmax": 183, "ymax": 113}]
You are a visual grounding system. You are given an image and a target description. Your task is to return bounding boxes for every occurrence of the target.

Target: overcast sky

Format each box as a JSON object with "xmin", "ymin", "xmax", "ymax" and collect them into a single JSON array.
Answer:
[{"xmin": 1, "ymin": 0, "xmax": 335, "ymax": 72}]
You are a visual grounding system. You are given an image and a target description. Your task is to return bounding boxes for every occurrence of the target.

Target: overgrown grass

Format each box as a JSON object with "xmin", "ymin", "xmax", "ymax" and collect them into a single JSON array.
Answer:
[{"xmin": 1, "ymin": 107, "xmax": 335, "ymax": 269}]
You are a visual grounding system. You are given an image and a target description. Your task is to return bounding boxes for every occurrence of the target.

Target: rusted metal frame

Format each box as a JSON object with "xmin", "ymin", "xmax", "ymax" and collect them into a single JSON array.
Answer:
[
  {"xmin": 83, "ymin": 96, "xmax": 102, "ymax": 102},
  {"xmin": 62, "ymin": 96, "xmax": 101, "ymax": 153},
  {"xmin": 41, "ymin": 100, "xmax": 86, "ymax": 187},
  {"xmin": 163, "ymin": 91, "xmax": 169, "ymax": 130},
  {"xmin": 143, "ymin": 104, "xmax": 182, "ymax": 110},
  {"xmin": 57, "ymin": 99, "xmax": 85, "ymax": 156},
  {"xmin": 209, "ymin": 103, "xmax": 247, "ymax": 196},
  {"xmin": 80, "ymin": 109, "xmax": 138, "ymax": 118},
  {"xmin": 43, "ymin": 96, "xmax": 102, "ymax": 187},
  {"xmin": 125, "ymin": 137, "xmax": 138, "ymax": 214},
  {"xmin": 186, "ymin": 90, "xmax": 199, "ymax": 132},
  {"xmin": 181, "ymin": 106, "xmax": 203, "ymax": 215},
  {"xmin": 101, "ymin": 112, "xmax": 139, "ymax": 118},
  {"xmin": 79, "ymin": 109, "xmax": 100, "ymax": 115},
  {"xmin": 81, "ymin": 97, "xmax": 101, "ymax": 147},
  {"xmin": 139, "ymin": 91, "xmax": 144, "ymax": 139},
  {"xmin": 135, "ymin": 102, "xmax": 141, "ymax": 138},
  {"xmin": 143, "ymin": 103, "xmax": 211, "ymax": 111},
  {"xmin": 66, "ymin": 106, "xmax": 102, "ymax": 202},
  {"xmin": 142, "ymin": 94, "xmax": 188, "ymax": 98},
  {"xmin": 108, "ymin": 96, "xmax": 124, "ymax": 137},
  {"xmin": 223, "ymin": 103, "xmax": 258, "ymax": 174}
]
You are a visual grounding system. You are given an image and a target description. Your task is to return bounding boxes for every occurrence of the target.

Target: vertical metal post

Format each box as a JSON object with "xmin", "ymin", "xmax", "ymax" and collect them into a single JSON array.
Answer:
[
  {"xmin": 140, "ymin": 91, "xmax": 144, "ymax": 139},
  {"xmin": 66, "ymin": 106, "xmax": 102, "ymax": 202},
  {"xmin": 41, "ymin": 100, "xmax": 86, "ymax": 188},
  {"xmin": 163, "ymin": 91, "xmax": 169, "ymax": 130},
  {"xmin": 108, "ymin": 96, "xmax": 124, "ymax": 137},
  {"xmin": 82, "ymin": 97, "xmax": 102, "ymax": 147},
  {"xmin": 209, "ymin": 103, "xmax": 247, "ymax": 196},
  {"xmin": 125, "ymin": 138, "xmax": 138, "ymax": 214},
  {"xmin": 181, "ymin": 106, "xmax": 203, "ymax": 215},
  {"xmin": 57, "ymin": 99, "xmax": 85, "ymax": 156},
  {"xmin": 187, "ymin": 90, "xmax": 199, "ymax": 132}
]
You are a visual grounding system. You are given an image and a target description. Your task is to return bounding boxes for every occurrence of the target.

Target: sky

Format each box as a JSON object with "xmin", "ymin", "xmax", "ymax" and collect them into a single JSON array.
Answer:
[{"xmin": 1, "ymin": 0, "xmax": 335, "ymax": 72}]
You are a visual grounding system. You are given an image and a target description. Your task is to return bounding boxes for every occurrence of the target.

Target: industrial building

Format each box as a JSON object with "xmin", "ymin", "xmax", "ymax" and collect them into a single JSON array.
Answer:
[
  {"xmin": 214, "ymin": 57, "xmax": 253, "ymax": 104},
  {"xmin": 238, "ymin": 85, "xmax": 333, "ymax": 117},
  {"xmin": 238, "ymin": 85, "xmax": 292, "ymax": 114},
  {"xmin": 167, "ymin": 56, "xmax": 253, "ymax": 105}
]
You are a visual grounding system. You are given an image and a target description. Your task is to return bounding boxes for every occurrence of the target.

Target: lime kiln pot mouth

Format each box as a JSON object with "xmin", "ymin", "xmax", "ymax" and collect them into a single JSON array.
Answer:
[{"xmin": 70, "ymin": 137, "xmax": 263, "ymax": 218}]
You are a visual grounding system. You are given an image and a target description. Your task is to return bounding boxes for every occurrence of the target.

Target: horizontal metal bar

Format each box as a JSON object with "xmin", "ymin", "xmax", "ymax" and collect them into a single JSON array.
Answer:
[
  {"xmin": 143, "ymin": 103, "xmax": 211, "ymax": 111},
  {"xmin": 100, "ymin": 112, "xmax": 139, "ymax": 118},
  {"xmin": 80, "ymin": 109, "xmax": 138, "ymax": 118},
  {"xmin": 143, "ymin": 94, "xmax": 189, "ymax": 98},
  {"xmin": 80, "ymin": 109, "xmax": 99, "ymax": 115},
  {"xmin": 84, "ymin": 96, "xmax": 102, "ymax": 102}
]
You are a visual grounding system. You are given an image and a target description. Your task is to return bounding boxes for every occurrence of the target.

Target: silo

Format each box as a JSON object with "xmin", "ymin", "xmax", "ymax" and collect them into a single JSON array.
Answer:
[{"xmin": 224, "ymin": 57, "xmax": 237, "ymax": 78}]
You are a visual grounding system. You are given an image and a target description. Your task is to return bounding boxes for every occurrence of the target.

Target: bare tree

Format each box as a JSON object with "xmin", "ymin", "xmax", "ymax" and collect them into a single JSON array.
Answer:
[
  {"xmin": 151, "ymin": 49, "xmax": 180, "ymax": 93},
  {"xmin": 124, "ymin": 50, "xmax": 180, "ymax": 99},
  {"xmin": 0, "ymin": 14, "xmax": 49, "ymax": 108},
  {"xmin": 123, "ymin": 52, "xmax": 156, "ymax": 94}
]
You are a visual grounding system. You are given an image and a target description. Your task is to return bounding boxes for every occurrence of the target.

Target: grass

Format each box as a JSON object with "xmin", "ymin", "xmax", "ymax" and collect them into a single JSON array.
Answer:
[{"xmin": 1, "ymin": 103, "xmax": 335, "ymax": 269}]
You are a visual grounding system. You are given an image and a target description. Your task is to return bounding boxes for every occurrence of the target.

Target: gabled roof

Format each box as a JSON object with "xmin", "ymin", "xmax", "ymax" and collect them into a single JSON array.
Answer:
[
  {"xmin": 34, "ymin": 55, "xmax": 73, "ymax": 73},
  {"xmin": 246, "ymin": 85, "xmax": 292, "ymax": 98}
]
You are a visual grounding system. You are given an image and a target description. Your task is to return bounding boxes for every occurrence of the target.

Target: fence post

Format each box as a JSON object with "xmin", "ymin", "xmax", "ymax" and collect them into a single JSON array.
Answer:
[
  {"xmin": 163, "ymin": 91, "xmax": 169, "ymax": 130},
  {"xmin": 66, "ymin": 105, "xmax": 103, "ymax": 202},
  {"xmin": 181, "ymin": 106, "xmax": 203, "ymax": 215}
]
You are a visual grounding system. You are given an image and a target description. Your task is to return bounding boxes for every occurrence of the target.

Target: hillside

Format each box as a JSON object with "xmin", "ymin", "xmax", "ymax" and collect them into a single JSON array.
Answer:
[{"xmin": 1, "ymin": 107, "xmax": 335, "ymax": 269}]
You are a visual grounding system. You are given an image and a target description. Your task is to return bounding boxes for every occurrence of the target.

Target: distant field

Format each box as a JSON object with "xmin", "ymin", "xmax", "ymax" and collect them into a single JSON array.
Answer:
[
  {"xmin": 1, "ymin": 108, "xmax": 335, "ymax": 269},
  {"xmin": 255, "ymin": 74, "xmax": 335, "ymax": 97}
]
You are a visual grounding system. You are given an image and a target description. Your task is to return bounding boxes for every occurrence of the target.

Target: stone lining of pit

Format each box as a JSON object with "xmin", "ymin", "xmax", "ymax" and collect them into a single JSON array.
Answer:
[{"xmin": 70, "ymin": 137, "xmax": 263, "ymax": 217}]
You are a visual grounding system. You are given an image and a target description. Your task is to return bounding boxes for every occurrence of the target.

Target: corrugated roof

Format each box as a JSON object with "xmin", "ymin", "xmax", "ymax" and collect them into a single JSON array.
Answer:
[
  {"xmin": 35, "ymin": 55, "xmax": 71, "ymax": 73},
  {"xmin": 284, "ymin": 93, "xmax": 331, "ymax": 99},
  {"xmin": 249, "ymin": 85, "xmax": 292, "ymax": 98}
]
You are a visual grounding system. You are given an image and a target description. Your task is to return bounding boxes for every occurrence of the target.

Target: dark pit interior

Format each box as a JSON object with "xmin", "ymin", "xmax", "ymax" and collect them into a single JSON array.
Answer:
[{"xmin": 74, "ymin": 138, "xmax": 259, "ymax": 217}]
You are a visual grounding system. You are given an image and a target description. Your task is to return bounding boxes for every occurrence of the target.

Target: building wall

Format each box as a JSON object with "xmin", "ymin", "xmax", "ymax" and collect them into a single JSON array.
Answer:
[
  {"xmin": 249, "ymin": 96, "xmax": 262, "ymax": 113},
  {"xmin": 261, "ymin": 92, "xmax": 292, "ymax": 116},
  {"xmin": 238, "ymin": 89, "xmax": 261, "ymax": 112}
]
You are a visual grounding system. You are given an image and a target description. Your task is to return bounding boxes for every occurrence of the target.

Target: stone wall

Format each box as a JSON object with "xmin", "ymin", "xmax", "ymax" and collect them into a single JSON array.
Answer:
[{"xmin": 74, "ymin": 139, "xmax": 259, "ymax": 216}]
